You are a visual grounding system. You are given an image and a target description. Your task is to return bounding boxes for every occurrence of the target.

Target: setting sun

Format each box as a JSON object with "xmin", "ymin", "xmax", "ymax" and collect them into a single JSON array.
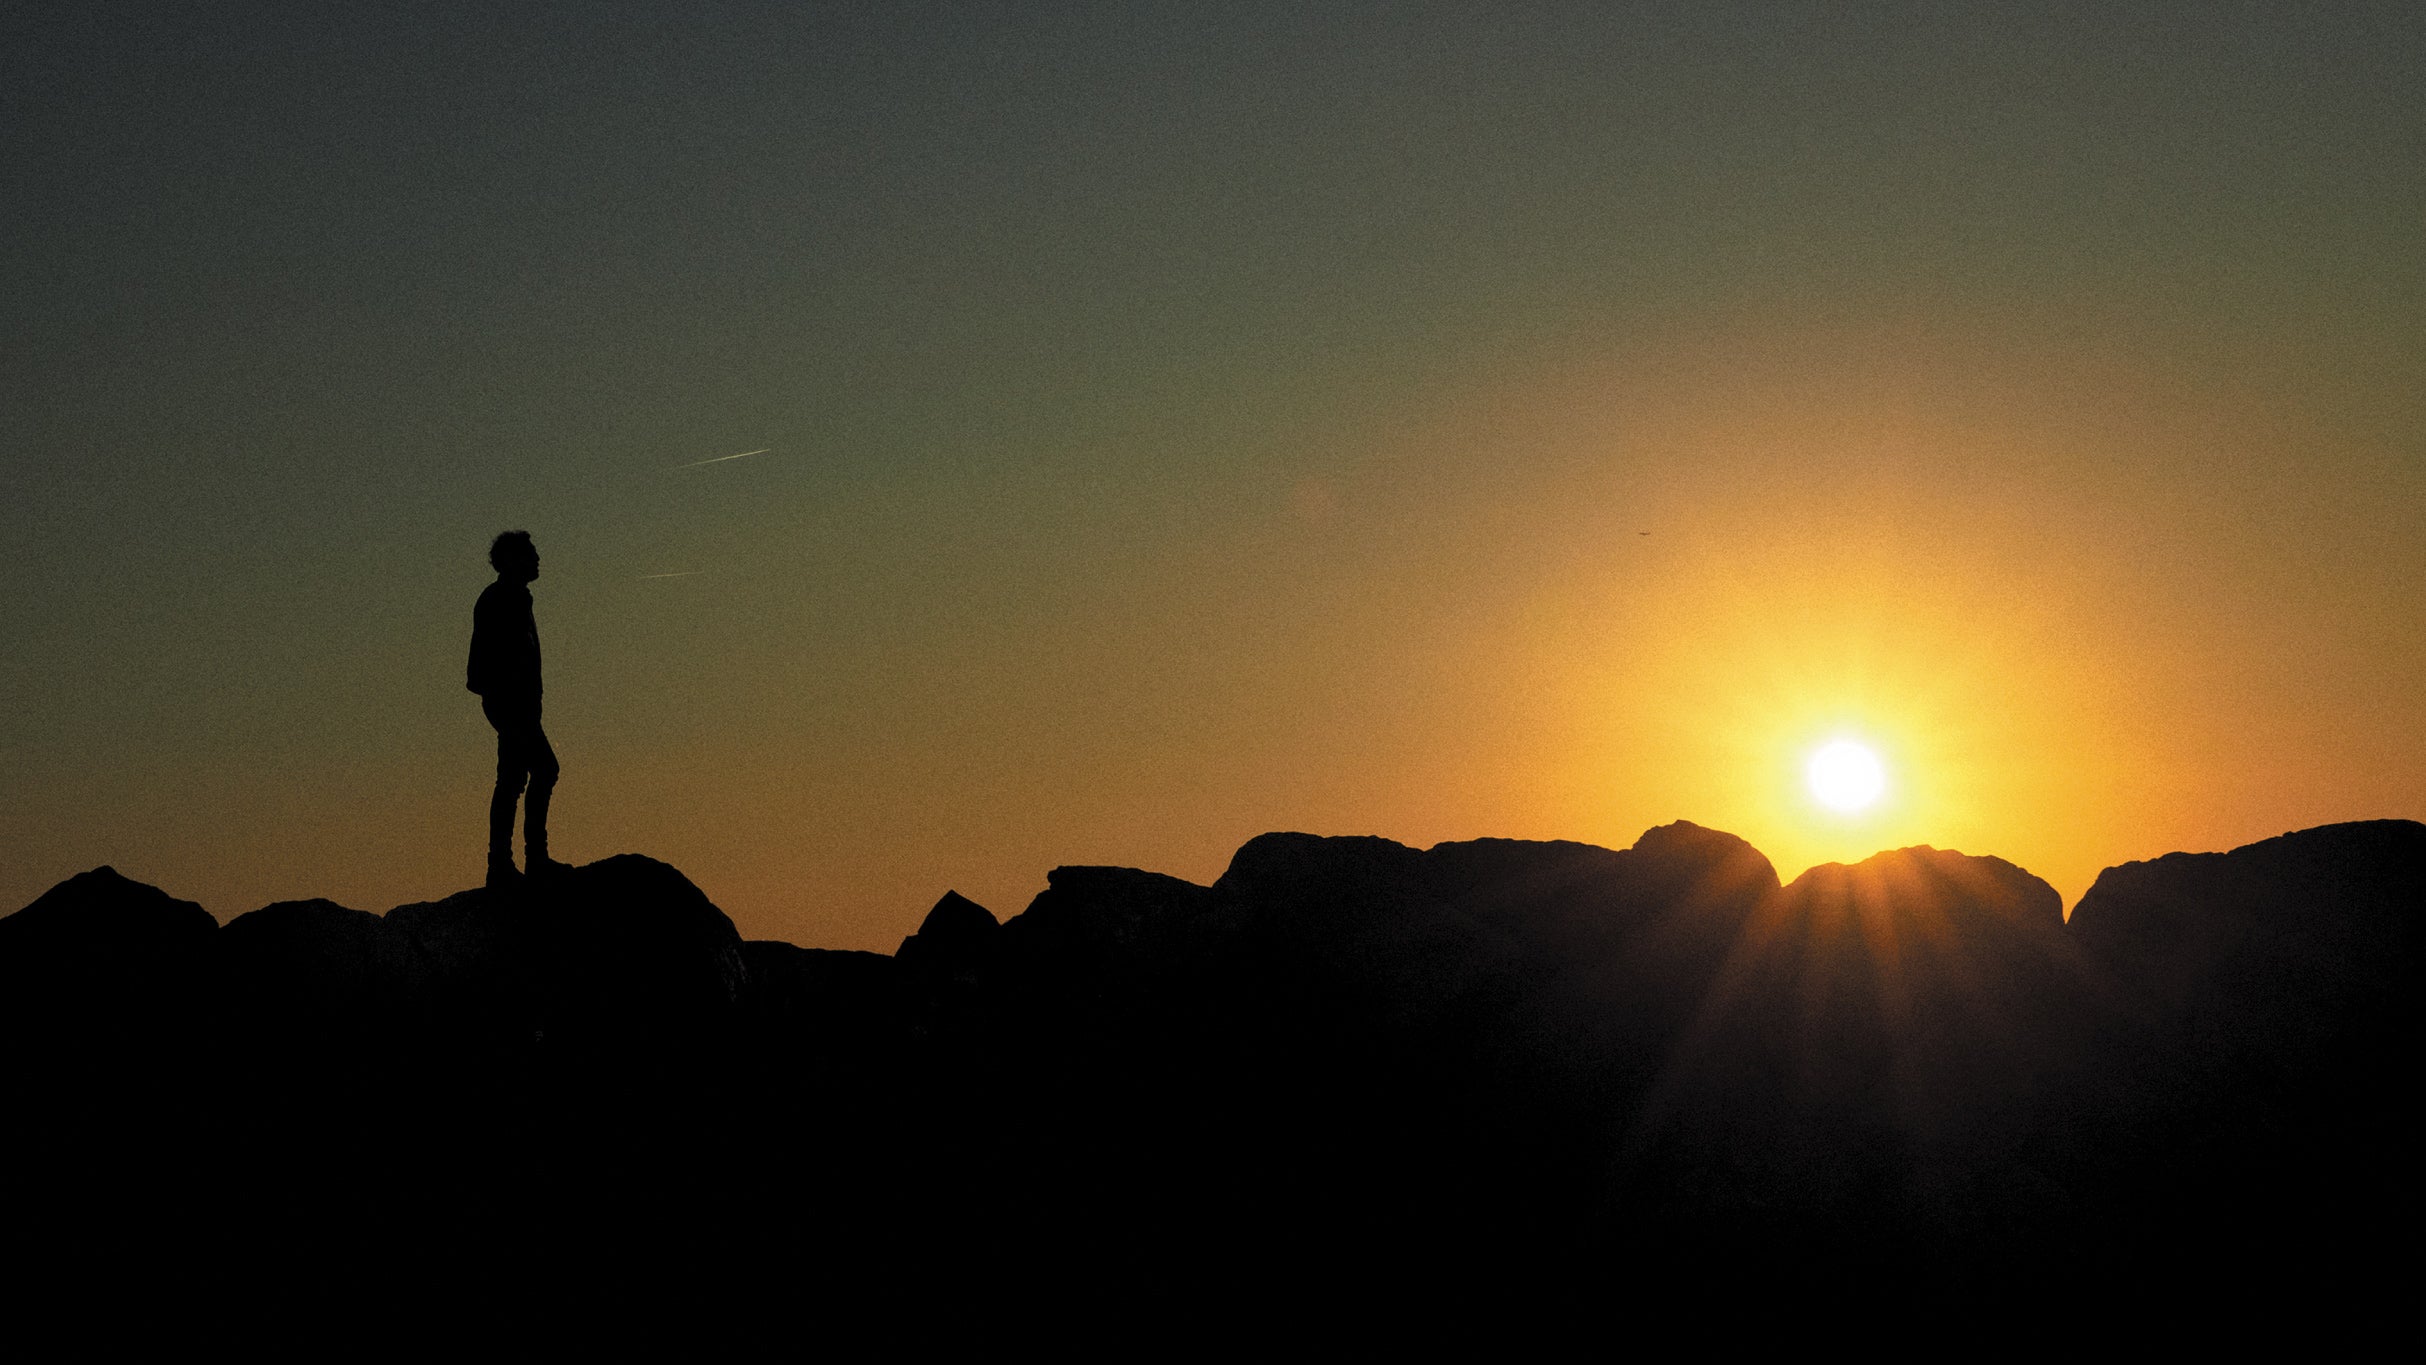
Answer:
[{"xmin": 1807, "ymin": 739, "xmax": 1887, "ymax": 814}]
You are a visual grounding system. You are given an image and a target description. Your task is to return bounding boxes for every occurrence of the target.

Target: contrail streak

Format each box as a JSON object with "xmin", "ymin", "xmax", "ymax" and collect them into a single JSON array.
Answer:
[
  {"xmin": 674, "ymin": 447, "xmax": 769, "ymax": 468},
  {"xmin": 636, "ymin": 570, "xmax": 707, "ymax": 579}
]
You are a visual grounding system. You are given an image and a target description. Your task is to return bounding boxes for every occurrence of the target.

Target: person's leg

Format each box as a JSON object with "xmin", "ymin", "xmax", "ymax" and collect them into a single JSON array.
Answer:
[
  {"xmin": 524, "ymin": 725, "xmax": 562, "ymax": 870},
  {"xmin": 484, "ymin": 698, "xmax": 530, "ymax": 884}
]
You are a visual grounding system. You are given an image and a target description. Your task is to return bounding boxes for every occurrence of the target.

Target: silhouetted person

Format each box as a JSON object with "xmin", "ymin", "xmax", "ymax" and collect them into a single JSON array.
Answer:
[{"xmin": 468, "ymin": 530, "xmax": 565, "ymax": 887}]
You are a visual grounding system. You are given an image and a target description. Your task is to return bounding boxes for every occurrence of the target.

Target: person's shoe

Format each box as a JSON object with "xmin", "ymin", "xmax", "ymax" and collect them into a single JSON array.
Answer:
[
  {"xmin": 525, "ymin": 852, "xmax": 573, "ymax": 879},
  {"xmin": 486, "ymin": 856, "xmax": 521, "ymax": 889}
]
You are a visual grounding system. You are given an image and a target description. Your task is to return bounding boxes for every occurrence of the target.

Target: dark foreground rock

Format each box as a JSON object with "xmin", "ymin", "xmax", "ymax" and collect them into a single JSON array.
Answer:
[
  {"xmin": 2055, "ymin": 820, "xmax": 2426, "ymax": 1306},
  {"xmin": 0, "ymin": 865, "xmax": 217, "ymax": 1031},
  {"xmin": 3, "ymin": 820, "xmax": 2420, "ymax": 1337}
]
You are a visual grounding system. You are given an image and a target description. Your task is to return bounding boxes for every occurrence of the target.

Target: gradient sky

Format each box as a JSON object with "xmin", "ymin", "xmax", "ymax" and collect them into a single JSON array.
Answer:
[{"xmin": 7, "ymin": 2, "xmax": 2421, "ymax": 950}]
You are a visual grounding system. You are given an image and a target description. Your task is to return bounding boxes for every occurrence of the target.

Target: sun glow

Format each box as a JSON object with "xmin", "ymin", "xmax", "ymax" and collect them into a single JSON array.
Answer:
[{"xmin": 1807, "ymin": 739, "xmax": 1887, "ymax": 813}]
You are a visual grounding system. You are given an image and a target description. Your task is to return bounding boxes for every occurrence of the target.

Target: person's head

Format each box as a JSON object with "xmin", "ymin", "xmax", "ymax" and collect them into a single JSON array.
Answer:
[{"xmin": 490, "ymin": 530, "xmax": 539, "ymax": 582}]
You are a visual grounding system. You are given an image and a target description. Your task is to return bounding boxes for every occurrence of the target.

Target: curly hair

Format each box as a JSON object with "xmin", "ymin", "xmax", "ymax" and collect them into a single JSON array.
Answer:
[{"xmin": 489, "ymin": 530, "xmax": 535, "ymax": 571}]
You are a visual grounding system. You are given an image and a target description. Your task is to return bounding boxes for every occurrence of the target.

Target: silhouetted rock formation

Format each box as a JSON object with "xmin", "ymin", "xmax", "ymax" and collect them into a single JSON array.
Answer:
[
  {"xmin": 223, "ymin": 898, "xmax": 411, "ymax": 1022},
  {"xmin": 1, "ymin": 866, "xmax": 221, "ymax": 1113},
  {"xmin": 5, "ymin": 819, "xmax": 2420, "ymax": 1331},
  {"xmin": 894, "ymin": 888, "xmax": 1000, "ymax": 973},
  {"xmin": 2056, "ymin": 820, "xmax": 2426, "ymax": 1306},
  {"xmin": 0, "ymin": 864, "xmax": 216, "ymax": 1022},
  {"xmin": 742, "ymin": 940, "xmax": 904, "ymax": 1045}
]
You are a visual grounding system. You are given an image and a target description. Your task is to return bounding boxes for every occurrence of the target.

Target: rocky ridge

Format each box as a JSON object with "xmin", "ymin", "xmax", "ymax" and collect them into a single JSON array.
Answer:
[{"xmin": 5, "ymin": 819, "xmax": 2419, "ymax": 1333}]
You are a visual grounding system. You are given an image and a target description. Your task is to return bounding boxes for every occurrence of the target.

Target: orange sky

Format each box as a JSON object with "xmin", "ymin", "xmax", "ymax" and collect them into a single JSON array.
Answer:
[{"xmin": 511, "ymin": 303, "xmax": 2426, "ymax": 946}]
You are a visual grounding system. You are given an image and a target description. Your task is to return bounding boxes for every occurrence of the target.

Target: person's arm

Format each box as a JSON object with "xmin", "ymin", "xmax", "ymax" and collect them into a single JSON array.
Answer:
[{"xmin": 467, "ymin": 587, "xmax": 496, "ymax": 694}]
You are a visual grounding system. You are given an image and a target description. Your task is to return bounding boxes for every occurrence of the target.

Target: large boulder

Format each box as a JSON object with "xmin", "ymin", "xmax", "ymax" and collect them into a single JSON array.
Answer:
[
  {"xmin": 742, "ymin": 940, "xmax": 908, "ymax": 1052},
  {"xmin": 1422, "ymin": 824, "xmax": 1781, "ymax": 1082},
  {"xmin": 1766, "ymin": 846, "xmax": 2078, "ymax": 1119},
  {"xmin": 529, "ymin": 854, "xmax": 748, "ymax": 1040},
  {"xmin": 1, "ymin": 867, "xmax": 225, "ymax": 1230},
  {"xmin": 2068, "ymin": 819, "xmax": 2425, "ymax": 1044},
  {"xmin": 2057, "ymin": 819, "xmax": 2426, "ymax": 1284},
  {"xmin": 0, "ymin": 866, "xmax": 219, "ymax": 1044},
  {"xmin": 997, "ymin": 866, "xmax": 1215, "ymax": 1023},
  {"xmin": 221, "ymin": 898, "xmax": 417, "ymax": 1037},
  {"xmin": 1572, "ymin": 843, "xmax": 2077, "ymax": 1252},
  {"xmin": 1003, "ymin": 866, "xmax": 1213, "ymax": 968},
  {"xmin": 1210, "ymin": 832, "xmax": 1527, "ymax": 1043},
  {"xmin": 894, "ymin": 890, "xmax": 1001, "ymax": 979},
  {"xmin": 0, "ymin": 865, "xmax": 217, "ymax": 967},
  {"xmin": 383, "ymin": 854, "xmax": 747, "ymax": 1048}
]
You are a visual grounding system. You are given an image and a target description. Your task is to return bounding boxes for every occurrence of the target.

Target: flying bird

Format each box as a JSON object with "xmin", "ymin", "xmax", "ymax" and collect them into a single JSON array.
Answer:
[{"xmin": 674, "ymin": 447, "xmax": 769, "ymax": 469}]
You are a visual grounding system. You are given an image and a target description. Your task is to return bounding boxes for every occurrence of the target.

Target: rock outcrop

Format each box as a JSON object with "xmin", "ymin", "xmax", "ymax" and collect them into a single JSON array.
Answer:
[
  {"xmin": 4, "ymin": 818, "xmax": 2419, "ymax": 1329},
  {"xmin": 2056, "ymin": 820, "xmax": 2426, "ymax": 1302},
  {"xmin": 0, "ymin": 865, "xmax": 217, "ymax": 1024}
]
